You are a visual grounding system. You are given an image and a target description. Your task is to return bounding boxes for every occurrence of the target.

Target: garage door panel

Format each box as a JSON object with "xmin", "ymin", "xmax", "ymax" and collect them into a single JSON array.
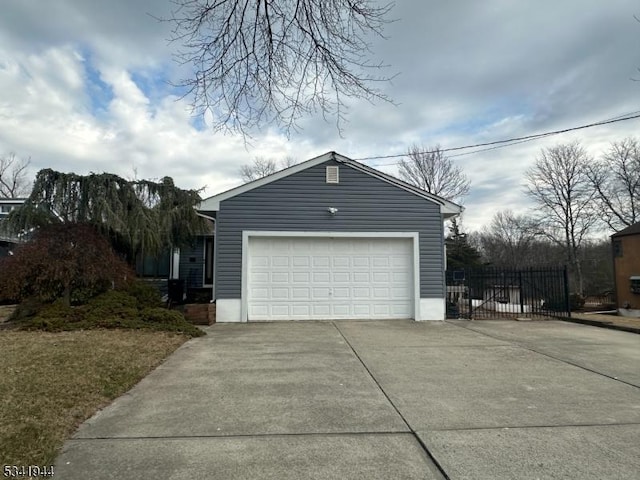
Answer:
[
  {"xmin": 252, "ymin": 272, "xmax": 269, "ymax": 283},
  {"xmin": 333, "ymin": 287, "xmax": 350, "ymax": 298},
  {"xmin": 253, "ymin": 256, "xmax": 269, "ymax": 267},
  {"xmin": 248, "ymin": 236, "xmax": 413, "ymax": 320},
  {"xmin": 250, "ymin": 305, "xmax": 269, "ymax": 316},
  {"xmin": 271, "ymin": 288, "xmax": 289, "ymax": 299},
  {"xmin": 353, "ymin": 257, "xmax": 370, "ymax": 267},
  {"xmin": 292, "ymin": 256, "xmax": 310, "ymax": 267},
  {"xmin": 292, "ymin": 305, "xmax": 310, "ymax": 316},
  {"xmin": 292, "ymin": 272, "xmax": 310, "ymax": 283},
  {"xmin": 312, "ymin": 288, "xmax": 330, "ymax": 299},
  {"xmin": 312, "ymin": 272, "xmax": 330, "ymax": 282},
  {"xmin": 313, "ymin": 256, "xmax": 330, "ymax": 267},
  {"xmin": 252, "ymin": 288, "xmax": 269, "ymax": 299},
  {"xmin": 353, "ymin": 287, "xmax": 370, "ymax": 298},
  {"xmin": 272, "ymin": 305, "xmax": 289, "ymax": 316},
  {"xmin": 271, "ymin": 272, "xmax": 289, "ymax": 283},
  {"xmin": 272, "ymin": 256, "xmax": 289, "ymax": 267},
  {"xmin": 313, "ymin": 304, "xmax": 331, "ymax": 316},
  {"xmin": 333, "ymin": 304, "xmax": 350, "ymax": 316},
  {"xmin": 333, "ymin": 272, "xmax": 350, "ymax": 283},
  {"xmin": 354, "ymin": 304, "xmax": 371, "ymax": 316},
  {"xmin": 374, "ymin": 287, "xmax": 390, "ymax": 298},
  {"xmin": 292, "ymin": 287, "xmax": 310, "ymax": 300},
  {"xmin": 333, "ymin": 256, "xmax": 350, "ymax": 267},
  {"xmin": 372, "ymin": 272, "xmax": 390, "ymax": 283},
  {"xmin": 372, "ymin": 256, "xmax": 390, "ymax": 267},
  {"xmin": 353, "ymin": 272, "xmax": 370, "ymax": 282}
]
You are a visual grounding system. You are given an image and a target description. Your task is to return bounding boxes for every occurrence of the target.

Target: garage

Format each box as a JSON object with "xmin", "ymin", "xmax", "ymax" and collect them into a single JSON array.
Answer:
[
  {"xmin": 247, "ymin": 236, "xmax": 415, "ymax": 320},
  {"xmin": 199, "ymin": 152, "xmax": 463, "ymax": 322}
]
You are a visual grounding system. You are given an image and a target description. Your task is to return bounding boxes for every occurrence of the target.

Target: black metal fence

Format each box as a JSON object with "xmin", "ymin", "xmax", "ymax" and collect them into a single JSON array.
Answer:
[{"xmin": 446, "ymin": 266, "xmax": 570, "ymax": 319}]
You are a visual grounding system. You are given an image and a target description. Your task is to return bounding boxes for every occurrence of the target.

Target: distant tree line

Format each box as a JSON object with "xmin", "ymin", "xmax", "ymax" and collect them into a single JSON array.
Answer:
[{"xmin": 460, "ymin": 138, "xmax": 639, "ymax": 295}]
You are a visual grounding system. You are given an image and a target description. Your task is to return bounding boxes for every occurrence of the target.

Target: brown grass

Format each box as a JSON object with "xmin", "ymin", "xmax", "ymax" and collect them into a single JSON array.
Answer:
[
  {"xmin": 0, "ymin": 329, "xmax": 187, "ymax": 466},
  {"xmin": 0, "ymin": 305, "xmax": 16, "ymax": 323}
]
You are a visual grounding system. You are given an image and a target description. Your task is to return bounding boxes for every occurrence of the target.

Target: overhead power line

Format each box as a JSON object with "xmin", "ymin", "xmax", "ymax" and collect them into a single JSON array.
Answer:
[{"xmin": 353, "ymin": 111, "xmax": 640, "ymax": 162}]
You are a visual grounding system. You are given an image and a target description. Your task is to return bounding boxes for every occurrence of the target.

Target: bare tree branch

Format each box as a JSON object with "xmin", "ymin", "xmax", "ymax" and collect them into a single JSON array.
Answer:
[
  {"xmin": 162, "ymin": 0, "xmax": 396, "ymax": 137},
  {"xmin": 398, "ymin": 144, "xmax": 470, "ymax": 203},
  {"xmin": 477, "ymin": 210, "xmax": 544, "ymax": 268},
  {"xmin": 525, "ymin": 142, "xmax": 598, "ymax": 294},
  {"xmin": 239, "ymin": 155, "xmax": 298, "ymax": 182},
  {"xmin": 0, "ymin": 153, "xmax": 32, "ymax": 198},
  {"xmin": 586, "ymin": 137, "xmax": 640, "ymax": 231}
]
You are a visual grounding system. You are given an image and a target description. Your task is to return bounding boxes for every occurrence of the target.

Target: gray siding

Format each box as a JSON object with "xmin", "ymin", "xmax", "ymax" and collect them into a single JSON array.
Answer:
[
  {"xmin": 179, "ymin": 237, "xmax": 205, "ymax": 288},
  {"xmin": 215, "ymin": 160, "xmax": 445, "ymax": 299}
]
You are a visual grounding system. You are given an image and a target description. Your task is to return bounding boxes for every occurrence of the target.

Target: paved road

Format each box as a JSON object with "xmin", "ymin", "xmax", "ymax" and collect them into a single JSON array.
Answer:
[{"xmin": 55, "ymin": 320, "xmax": 640, "ymax": 479}]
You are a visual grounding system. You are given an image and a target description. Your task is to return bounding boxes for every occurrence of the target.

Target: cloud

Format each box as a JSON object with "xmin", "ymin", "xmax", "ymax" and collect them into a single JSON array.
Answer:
[{"xmin": 0, "ymin": 0, "xmax": 639, "ymax": 234}]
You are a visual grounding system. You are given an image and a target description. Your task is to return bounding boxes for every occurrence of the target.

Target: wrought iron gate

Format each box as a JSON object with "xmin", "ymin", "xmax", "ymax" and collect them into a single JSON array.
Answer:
[{"xmin": 446, "ymin": 266, "xmax": 571, "ymax": 319}]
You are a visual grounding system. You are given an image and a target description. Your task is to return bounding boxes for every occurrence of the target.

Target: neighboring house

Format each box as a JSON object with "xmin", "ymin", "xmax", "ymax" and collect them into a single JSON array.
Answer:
[
  {"xmin": 135, "ymin": 220, "xmax": 215, "ymax": 293},
  {"xmin": 197, "ymin": 151, "xmax": 462, "ymax": 322},
  {"xmin": 0, "ymin": 198, "xmax": 26, "ymax": 257},
  {"xmin": 611, "ymin": 222, "xmax": 640, "ymax": 318}
]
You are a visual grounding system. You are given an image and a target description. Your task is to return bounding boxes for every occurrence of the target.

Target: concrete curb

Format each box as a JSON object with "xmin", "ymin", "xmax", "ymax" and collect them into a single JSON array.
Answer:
[{"xmin": 563, "ymin": 317, "xmax": 640, "ymax": 335}]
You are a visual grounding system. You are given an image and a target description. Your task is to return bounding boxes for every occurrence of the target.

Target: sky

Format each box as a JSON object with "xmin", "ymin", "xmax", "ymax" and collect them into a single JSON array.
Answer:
[{"xmin": 1, "ymin": 0, "xmax": 639, "ymax": 233}]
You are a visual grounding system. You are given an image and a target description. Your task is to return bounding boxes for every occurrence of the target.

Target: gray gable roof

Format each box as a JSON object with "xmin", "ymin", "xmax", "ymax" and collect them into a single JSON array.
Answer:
[{"xmin": 199, "ymin": 151, "xmax": 463, "ymax": 218}]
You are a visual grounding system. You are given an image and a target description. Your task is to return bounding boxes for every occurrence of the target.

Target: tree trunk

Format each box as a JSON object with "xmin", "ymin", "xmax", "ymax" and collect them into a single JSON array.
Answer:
[{"xmin": 62, "ymin": 284, "xmax": 71, "ymax": 307}]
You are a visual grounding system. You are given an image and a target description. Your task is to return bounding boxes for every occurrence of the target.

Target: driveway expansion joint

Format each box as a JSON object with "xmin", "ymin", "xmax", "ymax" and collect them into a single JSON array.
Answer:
[
  {"xmin": 448, "ymin": 321, "xmax": 640, "ymax": 390},
  {"xmin": 332, "ymin": 321, "xmax": 452, "ymax": 480},
  {"xmin": 426, "ymin": 421, "xmax": 640, "ymax": 433},
  {"xmin": 69, "ymin": 431, "xmax": 418, "ymax": 442}
]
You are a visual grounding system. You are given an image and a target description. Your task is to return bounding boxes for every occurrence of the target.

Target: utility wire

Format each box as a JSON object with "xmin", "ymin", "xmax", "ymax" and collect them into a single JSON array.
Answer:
[{"xmin": 352, "ymin": 111, "xmax": 640, "ymax": 162}]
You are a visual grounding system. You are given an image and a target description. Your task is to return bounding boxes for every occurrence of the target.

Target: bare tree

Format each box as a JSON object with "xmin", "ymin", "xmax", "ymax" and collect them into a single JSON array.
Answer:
[
  {"xmin": 477, "ymin": 210, "xmax": 543, "ymax": 268},
  {"xmin": 239, "ymin": 156, "xmax": 298, "ymax": 182},
  {"xmin": 165, "ymin": 0, "xmax": 395, "ymax": 136},
  {"xmin": 525, "ymin": 142, "xmax": 598, "ymax": 294},
  {"xmin": 586, "ymin": 137, "xmax": 640, "ymax": 231},
  {"xmin": 0, "ymin": 153, "xmax": 31, "ymax": 198},
  {"xmin": 398, "ymin": 145, "xmax": 470, "ymax": 203}
]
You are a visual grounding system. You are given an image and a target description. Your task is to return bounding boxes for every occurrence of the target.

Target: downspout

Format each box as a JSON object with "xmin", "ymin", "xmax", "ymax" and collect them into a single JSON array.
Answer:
[{"xmin": 196, "ymin": 212, "xmax": 216, "ymax": 302}]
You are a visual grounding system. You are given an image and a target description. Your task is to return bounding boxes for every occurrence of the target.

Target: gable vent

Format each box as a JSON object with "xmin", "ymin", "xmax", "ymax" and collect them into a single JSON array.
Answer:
[{"xmin": 326, "ymin": 166, "xmax": 339, "ymax": 184}]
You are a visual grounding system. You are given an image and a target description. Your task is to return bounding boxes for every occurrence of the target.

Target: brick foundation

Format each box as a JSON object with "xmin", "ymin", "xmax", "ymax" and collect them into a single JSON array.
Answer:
[{"xmin": 182, "ymin": 303, "xmax": 216, "ymax": 325}]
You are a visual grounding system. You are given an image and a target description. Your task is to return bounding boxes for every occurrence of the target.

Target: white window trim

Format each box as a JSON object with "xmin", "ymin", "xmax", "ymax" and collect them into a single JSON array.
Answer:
[{"xmin": 240, "ymin": 231, "xmax": 421, "ymax": 322}]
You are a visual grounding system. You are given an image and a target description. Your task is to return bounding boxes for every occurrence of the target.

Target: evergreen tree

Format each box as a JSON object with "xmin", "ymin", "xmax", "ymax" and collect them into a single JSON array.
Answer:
[
  {"xmin": 446, "ymin": 218, "xmax": 482, "ymax": 269},
  {"xmin": 3, "ymin": 169, "xmax": 207, "ymax": 263}
]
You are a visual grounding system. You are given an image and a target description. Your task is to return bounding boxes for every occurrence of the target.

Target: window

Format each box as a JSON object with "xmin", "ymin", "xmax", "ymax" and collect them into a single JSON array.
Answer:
[
  {"xmin": 0, "ymin": 205, "xmax": 12, "ymax": 213},
  {"xmin": 613, "ymin": 240, "xmax": 623, "ymax": 257},
  {"xmin": 204, "ymin": 237, "xmax": 214, "ymax": 285},
  {"xmin": 135, "ymin": 250, "xmax": 171, "ymax": 278},
  {"xmin": 631, "ymin": 277, "xmax": 640, "ymax": 295}
]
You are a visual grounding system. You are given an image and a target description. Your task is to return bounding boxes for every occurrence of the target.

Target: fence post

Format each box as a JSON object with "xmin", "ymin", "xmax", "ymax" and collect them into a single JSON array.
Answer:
[
  {"xmin": 563, "ymin": 266, "xmax": 571, "ymax": 318},
  {"xmin": 467, "ymin": 268, "xmax": 473, "ymax": 319},
  {"xmin": 519, "ymin": 270, "xmax": 524, "ymax": 314}
]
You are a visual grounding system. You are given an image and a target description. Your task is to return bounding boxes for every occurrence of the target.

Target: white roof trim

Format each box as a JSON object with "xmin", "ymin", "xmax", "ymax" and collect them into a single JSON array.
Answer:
[{"xmin": 198, "ymin": 151, "xmax": 463, "ymax": 217}]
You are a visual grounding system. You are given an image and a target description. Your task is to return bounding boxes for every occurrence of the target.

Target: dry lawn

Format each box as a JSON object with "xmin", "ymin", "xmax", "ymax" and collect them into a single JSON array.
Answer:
[
  {"xmin": 0, "ymin": 305, "xmax": 16, "ymax": 323},
  {"xmin": 0, "ymin": 329, "xmax": 188, "ymax": 466}
]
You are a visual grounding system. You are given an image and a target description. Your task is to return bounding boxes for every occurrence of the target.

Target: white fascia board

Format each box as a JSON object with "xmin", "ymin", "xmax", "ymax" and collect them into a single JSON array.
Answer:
[{"xmin": 198, "ymin": 152, "xmax": 338, "ymax": 211}]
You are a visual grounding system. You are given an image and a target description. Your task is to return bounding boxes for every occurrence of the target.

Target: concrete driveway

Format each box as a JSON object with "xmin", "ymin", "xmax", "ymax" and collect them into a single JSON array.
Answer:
[{"xmin": 55, "ymin": 320, "xmax": 640, "ymax": 479}]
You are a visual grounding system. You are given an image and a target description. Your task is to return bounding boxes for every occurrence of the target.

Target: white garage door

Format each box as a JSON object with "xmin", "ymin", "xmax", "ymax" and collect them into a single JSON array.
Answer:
[{"xmin": 247, "ymin": 236, "xmax": 414, "ymax": 320}]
